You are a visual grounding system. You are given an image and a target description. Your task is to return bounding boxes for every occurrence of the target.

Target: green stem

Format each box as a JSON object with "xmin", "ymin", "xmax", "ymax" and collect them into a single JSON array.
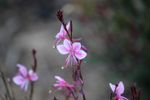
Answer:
[
  {"xmin": 29, "ymin": 82, "xmax": 34, "ymax": 100},
  {"xmin": 0, "ymin": 66, "xmax": 12, "ymax": 100}
]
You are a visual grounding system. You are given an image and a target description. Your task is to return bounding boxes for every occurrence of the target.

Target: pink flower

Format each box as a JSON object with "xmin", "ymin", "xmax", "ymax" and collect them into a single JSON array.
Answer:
[
  {"xmin": 49, "ymin": 76, "xmax": 74, "ymax": 93},
  {"xmin": 53, "ymin": 22, "xmax": 70, "ymax": 48},
  {"xmin": 109, "ymin": 81, "xmax": 128, "ymax": 100},
  {"xmin": 57, "ymin": 39, "xmax": 87, "ymax": 69},
  {"xmin": 13, "ymin": 64, "xmax": 38, "ymax": 92}
]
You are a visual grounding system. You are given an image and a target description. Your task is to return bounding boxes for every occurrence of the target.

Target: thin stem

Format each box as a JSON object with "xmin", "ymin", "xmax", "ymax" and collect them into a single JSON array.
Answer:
[
  {"xmin": 29, "ymin": 49, "xmax": 37, "ymax": 100},
  {"xmin": 0, "ymin": 66, "xmax": 12, "ymax": 100},
  {"xmin": 29, "ymin": 82, "xmax": 33, "ymax": 100},
  {"xmin": 5, "ymin": 94, "xmax": 8, "ymax": 100},
  {"xmin": 70, "ymin": 20, "xmax": 73, "ymax": 41},
  {"xmin": 67, "ymin": 87, "xmax": 78, "ymax": 100},
  {"xmin": 0, "ymin": 94, "xmax": 5, "ymax": 100},
  {"xmin": 9, "ymin": 81, "xmax": 15, "ymax": 100},
  {"xmin": 25, "ymin": 93, "xmax": 28, "ymax": 100},
  {"xmin": 138, "ymin": 88, "xmax": 141, "ymax": 100},
  {"xmin": 78, "ymin": 60, "xmax": 86, "ymax": 100},
  {"xmin": 110, "ymin": 92, "xmax": 112, "ymax": 100}
]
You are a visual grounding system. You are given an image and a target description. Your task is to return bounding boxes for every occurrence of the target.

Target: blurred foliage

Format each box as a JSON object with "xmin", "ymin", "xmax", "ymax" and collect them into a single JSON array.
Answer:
[{"xmin": 72, "ymin": 0, "xmax": 150, "ymax": 99}]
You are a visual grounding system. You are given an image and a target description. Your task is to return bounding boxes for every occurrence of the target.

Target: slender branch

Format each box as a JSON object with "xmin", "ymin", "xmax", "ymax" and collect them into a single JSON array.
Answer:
[
  {"xmin": 70, "ymin": 20, "xmax": 73, "ymax": 41},
  {"xmin": 0, "ymin": 94, "xmax": 5, "ymax": 100},
  {"xmin": 78, "ymin": 60, "xmax": 86, "ymax": 100},
  {"xmin": 0, "ymin": 66, "xmax": 12, "ymax": 100},
  {"xmin": 29, "ymin": 49, "xmax": 37, "ymax": 100},
  {"xmin": 67, "ymin": 87, "xmax": 78, "ymax": 100},
  {"xmin": 8, "ymin": 80, "xmax": 15, "ymax": 100}
]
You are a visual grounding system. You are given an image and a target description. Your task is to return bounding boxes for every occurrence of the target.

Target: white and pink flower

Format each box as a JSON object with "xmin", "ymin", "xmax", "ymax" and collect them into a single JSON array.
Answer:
[
  {"xmin": 13, "ymin": 64, "xmax": 38, "ymax": 92},
  {"xmin": 53, "ymin": 22, "xmax": 70, "ymax": 48},
  {"xmin": 109, "ymin": 81, "xmax": 128, "ymax": 100},
  {"xmin": 57, "ymin": 39, "xmax": 87, "ymax": 69},
  {"xmin": 49, "ymin": 76, "xmax": 74, "ymax": 94}
]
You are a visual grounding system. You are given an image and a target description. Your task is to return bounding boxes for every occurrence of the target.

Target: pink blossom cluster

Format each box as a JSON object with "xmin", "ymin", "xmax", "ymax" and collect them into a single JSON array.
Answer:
[
  {"xmin": 53, "ymin": 21, "xmax": 87, "ymax": 69},
  {"xmin": 49, "ymin": 18, "xmax": 87, "ymax": 99}
]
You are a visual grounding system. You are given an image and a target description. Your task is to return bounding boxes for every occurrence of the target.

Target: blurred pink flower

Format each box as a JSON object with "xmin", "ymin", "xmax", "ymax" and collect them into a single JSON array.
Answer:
[
  {"xmin": 13, "ymin": 64, "xmax": 38, "ymax": 92},
  {"xmin": 57, "ymin": 39, "xmax": 87, "ymax": 69},
  {"xmin": 53, "ymin": 22, "xmax": 70, "ymax": 48},
  {"xmin": 49, "ymin": 76, "xmax": 74, "ymax": 93},
  {"xmin": 109, "ymin": 81, "xmax": 128, "ymax": 100}
]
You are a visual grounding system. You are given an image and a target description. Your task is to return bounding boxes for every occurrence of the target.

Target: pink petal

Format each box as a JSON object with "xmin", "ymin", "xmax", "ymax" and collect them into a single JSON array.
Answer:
[
  {"xmin": 109, "ymin": 83, "xmax": 116, "ymax": 92},
  {"xmin": 60, "ymin": 25, "xmax": 67, "ymax": 36},
  {"xmin": 54, "ymin": 83, "xmax": 66, "ymax": 87},
  {"xmin": 20, "ymin": 81, "xmax": 26, "ymax": 90},
  {"xmin": 54, "ymin": 84, "xmax": 74, "ymax": 88},
  {"xmin": 72, "ymin": 38, "xmax": 82, "ymax": 41},
  {"xmin": 17, "ymin": 64, "xmax": 27, "ymax": 77},
  {"xmin": 66, "ymin": 21, "xmax": 70, "ymax": 30},
  {"xmin": 29, "ymin": 70, "xmax": 38, "ymax": 81},
  {"xmin": 75, "ymin": 50, "xmax": 87, "ymax": 59},
  {"xmin": 24, "ymin": 80, "xmax": 29, "ymax": 92},
  {"xmin": 73, "ymin": 42, "xmax": 81, "ymax": 51},
  {"xmin": 117, "ymin": 81, "xmax": 124, "ymax": 95},
  {"xmin": 121, "ymin": 96, "xmax": 128, "ymax": 100},
  {"xmin": 63, "ymin": 39, "xmax": 72, "ymax": 50},
  {"xmin": 67, "ymin": 84, "xmax": 74, "ymax": 88},
  {"xmin": 55, "ymin": 76, "xmax": 66, "ymax": 83},
  {"xmin": 57, "ymin": 45, "xmax": 70, "ymax": 54},
  {"xmin": 55, "ymin": 32, "xmax": 63, "ymax": 39},
  {"xmin": 13, "ymin": 75, "xmax": 25, "ymax": 85}
]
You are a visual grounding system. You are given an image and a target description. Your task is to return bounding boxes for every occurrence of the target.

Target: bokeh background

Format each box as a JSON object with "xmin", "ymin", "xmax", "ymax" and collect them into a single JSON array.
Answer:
[{"xmin": 0, "ymin": 0, "xmax": 150, "ymax": 100}]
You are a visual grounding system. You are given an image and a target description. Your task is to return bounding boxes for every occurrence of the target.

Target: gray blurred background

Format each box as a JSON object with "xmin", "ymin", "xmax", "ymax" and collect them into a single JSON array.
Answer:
[{"xmin": 0, "ymin": 0, "xmax": 150, "ymax": 100}]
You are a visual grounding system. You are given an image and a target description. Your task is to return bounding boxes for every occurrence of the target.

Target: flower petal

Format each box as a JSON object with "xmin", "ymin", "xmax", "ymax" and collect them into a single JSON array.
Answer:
[
  {"xmin": 73, "ymin": 42, "xmax": 81, "ymax": 51},
  {"xmin": 29, "ymin": 70, "xmax": 38, "ymax": 81},
  {"xmin": 60, "ymin": 25, "xmax": 67, "ymax": 36},
  {"xmin": 24, "ymin": 80, "xmax": 29, "ymax": 92},
  {"xmin": 13, "ymin": 75, "xmax": 25, "ymax": 85},
  {"xmin": 55, "ymin": 76, "xmax": 66, "ymax": 83},
  {"xmin": 20, "ymin": 81, "xmax": 26, "ymax": 90},
  {"xmin": 63, "ymin": 39, "xmax": 72, "ymax": 50},
  {"xmin": 57, "ymin": 45, "xmax": 69, "ymax": 54},
  {"xmin": 66, "ymin": 21, "xmax": 70, "ymax": 30},
  {"xmin": 121, "ymin": 96, "xmax": 128, "ymax": 100},
  {"xmin": 109, "ymin": 83, "xmax": 115, "ymax": 92},
  {"xmin": 17, "ymin": 64, "xmax": 27, "ymax": 77},
  {"xmin": 55, "ymin": 32, "xmax": 63, "ymax": 39},
  {"xmin": 54, "ymin": 83, "xmax": 66, "ymax": 87},
  {"xmin": 117, "ymin": 81, "xmax": 124, "ymax": 95},
  {"xmin": 75, "ymin": 50, "xmax": 87, "ymax": 59}
]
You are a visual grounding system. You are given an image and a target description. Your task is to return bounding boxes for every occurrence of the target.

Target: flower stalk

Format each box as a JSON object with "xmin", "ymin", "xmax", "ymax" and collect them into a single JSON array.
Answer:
[
  {"xmin": 52, "ymin": 10, "xmax": 88, "ymax": 100},
  {"xmin": 0, "ymin": 65, "xmax": 12, "ymax": 100},
  {"xmin": 29, "ymin": 49, "xmax": 38, "ymax": 100}
]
